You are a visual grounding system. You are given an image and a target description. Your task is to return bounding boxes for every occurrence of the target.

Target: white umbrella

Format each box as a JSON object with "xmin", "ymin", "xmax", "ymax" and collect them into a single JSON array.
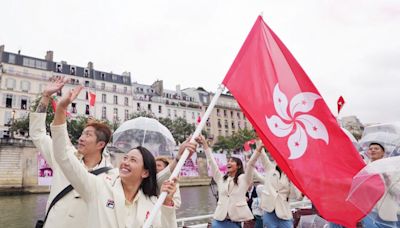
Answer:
[
  {"xmin": 111, "ymin": 117, "xmax": 175, "ymax": 157},
  {"xmin": 359, "ymin": 122, "xmax": 400, "ymax": 158}
]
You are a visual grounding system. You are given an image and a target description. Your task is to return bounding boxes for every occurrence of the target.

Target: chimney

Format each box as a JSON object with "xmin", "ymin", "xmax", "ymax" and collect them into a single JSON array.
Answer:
[
  {"xmin": 176, "ymin": 84, "xmax": 181, "ymax": 95},
  {"xmin": 0, "ymin": 45, "xmax": 4, "ymax": 62},
  {"xmin": 87, "ymin": 61, "xmax": 93, "ymax": 70},
  {"xmin": 45, "ymin": 51, "xmax": 53, "ymax": 61}
]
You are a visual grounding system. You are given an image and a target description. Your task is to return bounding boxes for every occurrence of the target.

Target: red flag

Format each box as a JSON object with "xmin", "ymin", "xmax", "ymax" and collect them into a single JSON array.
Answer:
[
  {"xmin": 196, "ymin": 116, "xmax": 201, "ymax": 124},
  {"xmin": 89, "ymin": 92, "xmax": 96, "ymax": 107},
  {"xmin": 337, "ymin": 96, "xmax": 345, "ymax": 114},
  {"xmin": 243, "ymin": 139, "xmax": 256, "ymax": 151},
  {"xmin": 222, "ymin": 16, "xmax": 384, "ymax": 227},
  {"xmin": 51, "ymin": 95, "xmax": 57, "ymax": 112}
]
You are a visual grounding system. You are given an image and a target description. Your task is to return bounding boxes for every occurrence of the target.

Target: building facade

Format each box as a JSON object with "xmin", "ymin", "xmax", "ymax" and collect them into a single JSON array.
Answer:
[
  {"xmin": 0, "ymin": 44, "xmax": 252, "ymax": 144},
  {"xmin": 0, "ymin": 45, "xmax": 132, "ymax": 138}
]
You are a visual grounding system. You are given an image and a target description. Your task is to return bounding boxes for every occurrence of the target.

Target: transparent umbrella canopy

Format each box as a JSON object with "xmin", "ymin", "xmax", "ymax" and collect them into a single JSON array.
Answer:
[
  {"xmin": 111, "ymin": 117, "xmax": 176, "ymax": 157},
  {"xmin": 359, "ymin": 122, "xmax": 400, "ymax": 158},
  {"xmin": 346, "ymin": 156, "xmax": 400, "ymax": 227}
]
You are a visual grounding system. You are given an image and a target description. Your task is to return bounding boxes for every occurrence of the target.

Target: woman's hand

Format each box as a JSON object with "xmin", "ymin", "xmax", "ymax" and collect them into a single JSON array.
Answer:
[
  {"xmin": 195, "ymin": 135, "xmax": 209, "ymax": 151},
  {"xmin": 43, "ymin": 76, "xmax": 69, "ymax": 97},
  {"xmin": 58, "ymin": 85, "xmax": 83, "ymax": 108},
  {"xmin": 161, "ymin": 178, "xmax": 177, "ymax": 206},
  {"xmin": 176, "ymin": 137, "xmax": 197, "ymax": 160},
  {"xmin": 255, "ymin": 140, "xmax": 264, "ymax": 153}
]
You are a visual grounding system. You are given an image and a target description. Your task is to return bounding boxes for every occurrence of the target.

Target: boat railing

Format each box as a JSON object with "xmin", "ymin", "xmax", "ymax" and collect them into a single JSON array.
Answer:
[{"xmin": 176, "ymin": 199, "xmax": 312, "ymax": 227}]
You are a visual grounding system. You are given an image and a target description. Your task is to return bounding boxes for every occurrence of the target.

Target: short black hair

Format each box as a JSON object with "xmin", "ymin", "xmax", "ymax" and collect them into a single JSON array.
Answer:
[
  {"xmin": 134, "ymin": 146, "xmax": 158, "ymax": 197},
  {"xmin": 369, "ymin": 142, "xmax": 385, "ymax": 152}
]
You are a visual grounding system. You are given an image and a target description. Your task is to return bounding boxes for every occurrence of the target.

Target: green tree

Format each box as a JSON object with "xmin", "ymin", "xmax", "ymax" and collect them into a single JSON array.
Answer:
[{"xmin": 212, "ymin": 129, "xmax": 256, "ymax": 153}]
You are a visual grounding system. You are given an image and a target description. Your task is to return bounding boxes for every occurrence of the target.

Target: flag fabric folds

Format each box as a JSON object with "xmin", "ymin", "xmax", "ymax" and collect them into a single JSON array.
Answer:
[
  {"xmin": 337, "ymin": 96, "xmax": 345, "ymax": 114},
  {"xmin": 222, "ymin": 16, "xmax": 384, "ymax": 227}
]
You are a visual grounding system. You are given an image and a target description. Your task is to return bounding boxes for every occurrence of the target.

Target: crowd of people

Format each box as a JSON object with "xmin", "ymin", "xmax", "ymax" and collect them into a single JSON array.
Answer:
[{"xmin": 31, "ymin": 77, "xmax": 399, "ymax": 228}]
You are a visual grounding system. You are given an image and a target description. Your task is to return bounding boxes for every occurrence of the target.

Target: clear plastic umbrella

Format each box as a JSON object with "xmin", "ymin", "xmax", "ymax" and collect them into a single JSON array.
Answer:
[
  {"xmin": 297, "ymin": 214, "xmax": 328, "ymax": 228},
  {"xmin": 346, "ymin": 156, "xmax": 400, "ymax": 227},
  {"xmin": 359, "ymin": 122, "xmax": 400, "ymax": 158},
  {"xmin": 111, "ymin": 117, "xmax": 175, "ymax": 157}
]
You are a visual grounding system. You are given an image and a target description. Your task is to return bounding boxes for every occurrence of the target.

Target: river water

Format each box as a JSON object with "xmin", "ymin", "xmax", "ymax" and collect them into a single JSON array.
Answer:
[{"xmin": 0, "ymin": 186, "xmax": 216, "ymax": 228}]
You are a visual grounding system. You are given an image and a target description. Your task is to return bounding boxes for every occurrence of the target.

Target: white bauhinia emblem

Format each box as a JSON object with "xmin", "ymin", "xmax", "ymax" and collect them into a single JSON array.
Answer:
[{"xmin": 266, "ymin": 84, "xmax": 329, "ymax": 159}]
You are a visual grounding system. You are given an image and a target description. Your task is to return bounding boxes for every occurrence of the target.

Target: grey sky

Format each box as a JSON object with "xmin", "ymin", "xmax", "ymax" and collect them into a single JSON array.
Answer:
[{"xmin": 1, "ymin": 0, "xmax": 399, "ymax": 124}]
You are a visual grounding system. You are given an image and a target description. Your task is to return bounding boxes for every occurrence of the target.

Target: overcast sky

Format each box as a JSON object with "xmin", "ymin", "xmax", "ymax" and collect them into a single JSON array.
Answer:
[{"xmin": 1, "ymin": 0, "xmax": 399, "ymax": 124}]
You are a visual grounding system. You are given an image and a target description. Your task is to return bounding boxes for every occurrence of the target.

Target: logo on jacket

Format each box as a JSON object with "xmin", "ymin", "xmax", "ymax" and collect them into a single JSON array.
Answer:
[{"xmin": 106, "ymin": 199, "xmax": 115, "ymax": 209}]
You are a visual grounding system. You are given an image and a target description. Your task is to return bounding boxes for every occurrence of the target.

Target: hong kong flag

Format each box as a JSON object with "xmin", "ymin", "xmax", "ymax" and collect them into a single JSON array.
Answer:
[{"xmin": 222, "ymin": 16, "xmax": 384, "ymax": 227}]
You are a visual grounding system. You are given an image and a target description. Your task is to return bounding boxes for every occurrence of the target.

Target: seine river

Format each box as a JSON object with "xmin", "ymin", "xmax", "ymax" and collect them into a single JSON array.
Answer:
[{"xmin": 0, "ymin": 186, "xmax": 216, "ymax": 228}]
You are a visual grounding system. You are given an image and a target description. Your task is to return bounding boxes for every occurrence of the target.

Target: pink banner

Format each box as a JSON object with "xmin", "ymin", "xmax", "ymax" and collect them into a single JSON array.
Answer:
[
  {"xmin": 208, "ymin": 153, "xmax": 227, "ymax": 176},
  {"xmin": 37, "ymin": 152, "xmax": 53, "ymax": 186},
  {"xmin": 179, "ymin": 153, "xmax": 199, "ymax": 177}
]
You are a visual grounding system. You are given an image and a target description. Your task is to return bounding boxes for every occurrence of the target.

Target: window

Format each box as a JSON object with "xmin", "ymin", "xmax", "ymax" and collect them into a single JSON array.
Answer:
[
  {"xmin": 86, "ymin": 91, "xmax": 89, "ymax": 100},
  {"xmin": 84, "ymin": 69, "xmax": 89, "ymax": 77},
  {"xmin": 231, "ymin": 121, "xmax": 235, "ymax": 129},
  {"xmin": 85, "ymin": 105, "xmax": 90, "ymax": 115},
  {"xmin": 148, "ymin": 104, "xmax": 151, "ymax": 111},
  {"xmin": 173, "ymin": 110, "xmax": 177, "ymax": 117},
  {"xmin": 223, "ymin": 110, "xmax": 227, "ymax": 117},
  {"xmin": 230, "ymin": 111, "xmax": 233, "ymax": 118},
  {"xmin": 112, "ymin": 75, "xmax": 117, "ymax": 81},
  {"xmin": 218, "ymin": 130, "xmax": 222, "ymax": 136},
  {"xmin": 102, "ymin": 94, "xmax": 106, "ymax": 103},
  {"xmin": 6, "ymin": 94, "xmax": 13, "ymax": 108},
  {"xmin": 216, "ymin": 109, "xmax": 220, "ymax": 117},
  {"xmin": 21, "ymin": 98, "xmax": 27, "ymax": 110},
  {"xmin": 137, "ymin": 103, "xmax": 141, "ymax": 111},
  {"xmin": 113, "ymin": 85, "xmax": 117, "ymax": 92},
  {"xmin": 22, "ymin": 58, "xmax": 35, "ymax": 67},
  {"xmin": 8, "ymin": 54, "xmax": 16, "ymax": 64},
  {"xmin": 70, "ymin": 66, "xmax": 76, "ymax": 75},
  {"xmin": 6, "ymin": 78, "xmax": 16, "ymax": 90},
  {"xmin": 113, "ymin": 108, "xmax": 118, "ymax": 120},
  {"xmin": 113, "ymin": 95, "xmax": 118, "ymax": 105},
  {"xmin": 101, "ymin": 73, "xmax": 105, "ymax": 80},
  {"xmin": 102, "ymin": 107, "xmax": 107, "ymax": 119},
  {"xmin": 124, "ymin": 97, "xmax": 128, "ymax": 106},
  {"xmin": 71, "ymin": 103, "xmax": 77, "ymax": 113},
  {"xmin": 85, "ymin": 81, "xmax": 90, "ymax": 87},
  {"xmin": 237, "ymin": 112, "xmax": 241, "ymax": 119},
  {"xmin": 56, "ymin": 63, "xmax": 62, "ymax": 72},
  {"xmin": 224, "ymin": 120, "xmax": 228, "ymax": 129},
  {"xmin": 217, "ymin": 119, "xmax": 221, "ymax": 128},
  {"xmin": 167, "ymin": 109, "xmax": 171, "ymax": 117},
  {"xmin": 158, "ymin": 105, "xmax": 162, "ymax": 114},
  {"xmin": 101, "ymin": 83, "xmax": 105, "ymax": 90},
  {"xmin": 225, "ymin": 130, "xmax": 229, "ymax": 136},
  {"xmin": 125, "ymin": 110, "xmax": 129, "ymax": 121},
  {"xmin": 36, "ymin": 60, "xmax": 47, "ymax": 70}
]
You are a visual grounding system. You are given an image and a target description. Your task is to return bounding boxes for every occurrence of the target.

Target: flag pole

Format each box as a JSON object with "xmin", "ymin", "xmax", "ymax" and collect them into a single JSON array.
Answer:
[{"xmin": 142, "ymin": 84, "xmax": 225, "ymax": 228}]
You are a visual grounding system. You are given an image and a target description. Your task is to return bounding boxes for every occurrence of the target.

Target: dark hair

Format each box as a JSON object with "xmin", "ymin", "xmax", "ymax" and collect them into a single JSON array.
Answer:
[
  {"xmin": 223, "ymin": 157, "xmax": 244, "ymax": 185},
  {"xmin": 85, "ymin": 122, "xmax": 112, "ymax": 152},
  {"xmin": 369, "ymin": 142, "xmax": 385, "ymax": 152},
  {"xmin": 134, "ymin": 146, "xmax": 158, "ymax": 197}
]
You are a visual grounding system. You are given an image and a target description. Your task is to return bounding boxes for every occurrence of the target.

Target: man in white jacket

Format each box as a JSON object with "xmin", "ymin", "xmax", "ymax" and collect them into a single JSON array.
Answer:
[
  {"xmin": 50, "ymin": 84, "xmax": 181, "ymax": 228},
  {"xmin": 30, "ymin": 76, "xmax": 115, "ymax": 228}
]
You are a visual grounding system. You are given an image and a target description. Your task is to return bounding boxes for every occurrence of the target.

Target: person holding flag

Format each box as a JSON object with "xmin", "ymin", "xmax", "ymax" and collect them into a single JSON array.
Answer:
[{"xmin": 196, "ymin": 135, "xmax": 261, "ymax": 227}]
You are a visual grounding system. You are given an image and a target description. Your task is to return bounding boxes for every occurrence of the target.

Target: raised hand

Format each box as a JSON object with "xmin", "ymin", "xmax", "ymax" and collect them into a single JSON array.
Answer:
[
  {"xmin": 177, "ymin": 137, "xmax": 197, "ymax": 159},
  {"xmin": 161, "ymin": 178, "xmax": 177, "ymax": 206},
  {"xmin": 195, "ymin": 135, "xmax": 209, "ymax": 150},
  {"xmin": 58, "ymin": 85, "xmax": 84, "ymax": 108},
  {"xmin": 43, "ymin": 76, "xmax": 68, "ymax": 97}
]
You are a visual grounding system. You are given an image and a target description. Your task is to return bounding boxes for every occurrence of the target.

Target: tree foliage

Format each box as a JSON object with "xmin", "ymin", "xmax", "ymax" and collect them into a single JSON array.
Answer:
[{"xmin": 212, "ymin": 128, "xmax": 257, "ymax": 153}]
